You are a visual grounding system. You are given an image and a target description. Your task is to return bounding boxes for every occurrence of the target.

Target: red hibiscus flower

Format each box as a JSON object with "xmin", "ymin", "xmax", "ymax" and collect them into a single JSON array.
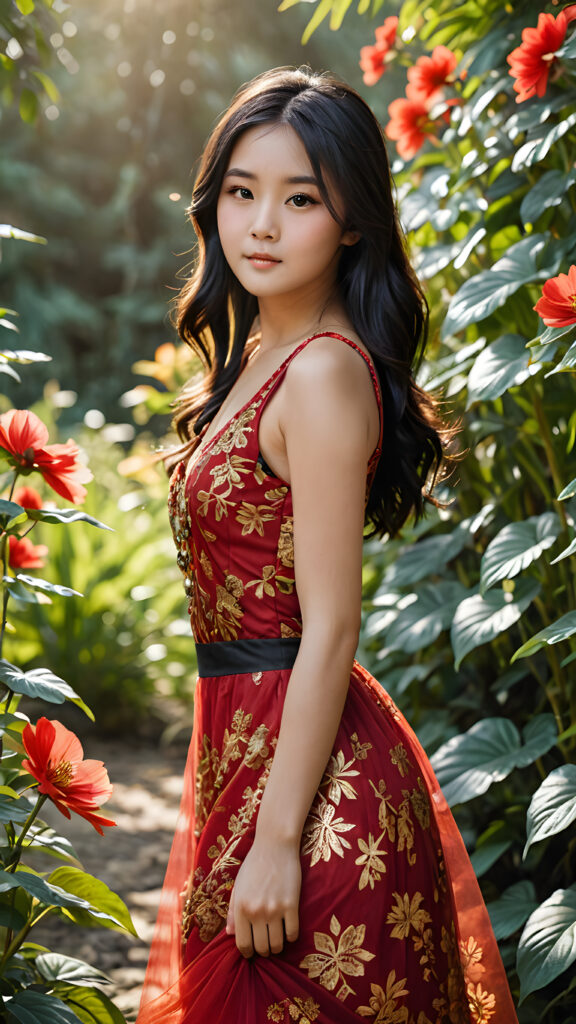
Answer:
[
  {"xmin": 507, "ymin": 5, "xmax": 576, "ymax": 103},
  {"xmin": 534, "ymin": 265, "xmax": 576, "ymax": 327},
  {"xmin": 13, "ymin": 486, "xmax": 43, "ymax": 509},
  {"xmin": 406, "ymin": 45, "xmax": 459, "ymax": 102},
  {"xmin": 0, "ymin": 410, "xmax": 92, "ymax": 503},
  {"xmin": 22, "ymin": 718, "xmax": 116, "ymax": 835},
  {"xmin": 8, "ymin": 535, "xmax": 48, "ymax": 569},
  {"xmin": 359, "ymin": 16, "xmax": 398, "ymax": 86}
]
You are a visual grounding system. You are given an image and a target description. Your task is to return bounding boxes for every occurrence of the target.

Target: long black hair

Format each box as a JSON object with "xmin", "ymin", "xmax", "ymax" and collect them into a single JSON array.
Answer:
[{"xmin": 172, "ymin": 66, "xmax": 451, "ymax": 538}]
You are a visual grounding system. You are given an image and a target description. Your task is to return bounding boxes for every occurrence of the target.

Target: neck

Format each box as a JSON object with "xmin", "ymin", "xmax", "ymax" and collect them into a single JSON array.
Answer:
[{"xmin": 256, "ymin": 290, "xmax": 348, "ymax": 354}]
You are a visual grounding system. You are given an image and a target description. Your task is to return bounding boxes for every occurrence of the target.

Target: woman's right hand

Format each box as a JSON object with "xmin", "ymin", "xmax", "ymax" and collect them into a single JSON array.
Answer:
[{"xmin": 225, "ymin": 835, "xmax": 301, "ymax": 958}]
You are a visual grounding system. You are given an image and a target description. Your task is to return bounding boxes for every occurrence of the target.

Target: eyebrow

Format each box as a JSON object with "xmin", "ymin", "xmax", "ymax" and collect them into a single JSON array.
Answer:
[{"xmin": 223, "ymin": 168, "xmax": 319, "ymax": 186}]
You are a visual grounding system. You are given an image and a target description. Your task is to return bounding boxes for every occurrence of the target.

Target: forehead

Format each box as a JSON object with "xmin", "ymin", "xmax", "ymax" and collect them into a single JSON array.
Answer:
[{"xmin": 226, "ymin": 123, "xmax": 314, "ymax": 173}]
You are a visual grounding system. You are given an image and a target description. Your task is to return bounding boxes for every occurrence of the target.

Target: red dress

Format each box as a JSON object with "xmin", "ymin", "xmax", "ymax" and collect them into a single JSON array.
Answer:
[{"xmin": 136, "ymin": 333, "xmax": 517, "ymax": 1024}]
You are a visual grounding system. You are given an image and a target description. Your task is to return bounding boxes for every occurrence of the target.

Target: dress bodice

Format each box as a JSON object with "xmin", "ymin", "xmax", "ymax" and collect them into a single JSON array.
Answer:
[{"xmin": 167, "ymin": 332, "xmax": 384, "ymax": 644}]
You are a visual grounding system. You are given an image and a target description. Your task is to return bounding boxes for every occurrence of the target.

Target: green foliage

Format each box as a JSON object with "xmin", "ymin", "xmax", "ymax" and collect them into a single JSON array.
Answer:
[{"xmin": 285, "ymin": 1, "xmax": 576, "ymax": 1019}]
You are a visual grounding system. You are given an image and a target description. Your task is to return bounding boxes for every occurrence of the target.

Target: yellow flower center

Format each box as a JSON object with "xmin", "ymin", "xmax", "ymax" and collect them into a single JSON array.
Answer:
[
  {"xmin": 571, "ymin": 293, "xmax": 576, "ymax": 311},
  {"xmin": 48, "ymin": 759, "xmax": 74, "ymax": 787}
]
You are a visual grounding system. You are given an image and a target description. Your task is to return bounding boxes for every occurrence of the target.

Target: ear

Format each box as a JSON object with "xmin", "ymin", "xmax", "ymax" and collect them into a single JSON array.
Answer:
[{"xmin": 341, "ymin": 228, "xmax": 361, "ymax": 246}]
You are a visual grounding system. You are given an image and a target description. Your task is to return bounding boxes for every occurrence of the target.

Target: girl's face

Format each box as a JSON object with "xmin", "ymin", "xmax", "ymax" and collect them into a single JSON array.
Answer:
[{"xmin": 217, "ymin": 124, "xmax": 358, "ymax": 304}]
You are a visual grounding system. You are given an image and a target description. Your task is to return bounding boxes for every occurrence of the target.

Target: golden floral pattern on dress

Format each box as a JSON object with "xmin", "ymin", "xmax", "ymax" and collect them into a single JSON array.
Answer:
[
  {"xmin": 299, "ymin": 913, "xmax": 376, "ymax": 1001},
  {"xmin": 350, "ymin": 731, "xmax": 373, "ymax": 760},
  {"xmin": 321, "ymin": 749, "xmax": 360, "ymax": 805},
  {"xmin": 266, "ymin": 995, "xmax": 321, "ymax": 1023},
  {"xmin": 390, "ymin": 743, "xmax": 412, "ymax": 778},
  {"xmin": 355, "ymin": 831, "xmax": 388, "ymax": 890},
  {"xmin": 301, "ymin": 795, "xmax": 356, "ymax": 866},
  {"xmin": 355, "ymin": 970, "xmax": 409, "ymax": 1022}
]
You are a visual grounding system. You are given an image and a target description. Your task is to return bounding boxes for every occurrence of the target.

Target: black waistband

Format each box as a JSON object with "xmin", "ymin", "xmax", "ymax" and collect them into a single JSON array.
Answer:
[{"xmin": 195, "ymin": 637, "xmax": 301, "ymax": 677}]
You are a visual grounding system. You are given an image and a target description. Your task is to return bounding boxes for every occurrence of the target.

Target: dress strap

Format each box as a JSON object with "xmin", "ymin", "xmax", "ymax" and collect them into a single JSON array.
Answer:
[{"xmin": 257, "ymin": 331, "xmax": 384, "ymax": 465}]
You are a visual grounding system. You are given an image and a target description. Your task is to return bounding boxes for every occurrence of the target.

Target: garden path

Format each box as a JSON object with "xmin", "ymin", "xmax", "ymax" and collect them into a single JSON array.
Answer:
[{"xmin": 37, "ymin": 736, "xmax": 188, "ymax": 1023}]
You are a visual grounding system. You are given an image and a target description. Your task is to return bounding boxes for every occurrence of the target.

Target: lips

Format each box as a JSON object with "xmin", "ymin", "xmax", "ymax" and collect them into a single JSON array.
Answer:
[{"xmin": 247, "ymin": 252, "xmax": 282, "ymax": 263}]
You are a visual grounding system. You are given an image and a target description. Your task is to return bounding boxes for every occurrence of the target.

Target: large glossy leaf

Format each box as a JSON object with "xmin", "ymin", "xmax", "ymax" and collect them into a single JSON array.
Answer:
[
  {"xmin": 10, "ymin": 574, "xmax": 82, "ymax": 599},
  {"xmin": 36, "ymin": 952, "xmax": 109, "ymax": 987},
  {"xmin": 0, "ymin": 661, "xmax": 93, "ymax": 719},
  {"xmin": 550, "ymin": 535, "xmax": 576, "ymax": 564},
  {"xmin": 55, "ymin": 987, "xmax": 125, "ymax": 1024},
  {"xmin": 466, "ymin": 333, "xmax": 538, "ymax": 405},
  {"xmin": 487, "ymin": 881, "xmax": 539, "ymax": 941},
  {"xmin": 512, "ymin": 111, "xmax": 576, "ymax": 171},
  {"xmin": 517, "ymin": 885, "xmax": 576, "ymax": 1001},
  {"xmin": 451, "ymin": 579, "xmax": 540, "ymax": 669},
  {"xmin": 524, "ymin": 765, "xmax": 576, "ymax": 857},
  {"xmin": 558, "ymin": 477, "xmax": 576, "ymax": 500},
  {"xmin": 547, "ymin": 338, "xmax": 576, "ymax": 375},
  {"xmin": 26, "ymin": 507, "xmax": 111, "ymax": 530},
  {"xmin": 0, "ymin": 795, "xmax": 30, "ymax": 824},
  {"xmin": 384, "ymin": 581, "xmax": 469, "ymax": 654},
  {"xmin": 480, "ymin": 512, "xmax": 560, "ymax": 592},
  {"xmin": 0, "ymin": 868, "xmax": 91, "ymax": 910},
  {"xmin": 0, "ymin": 499, "xmax": 27, "ymax": 530},
  {"xmin": 49, "ymin": 867, "xmax": 138, "ymax": 936},
  {"xmin": 521, "ymin": 168, "xmax": 576, "ymax": 225},
  {"xmin": 430, "ymin": 714, "xmax": 557, "ymax": 805},
  {"xmin": 443, "ymin": 235, "xmax": 550, "ymax": 334},
  {"xmin": 384, "ymin": 532, "xmax": 468, "ymax": 587},
  {"xmin": 5, "ymin": 990, "xmax": 82, "ymax": 1024},
  {"xmin": 0, "ymin": 224, "xmax": 46, "ymax": 244},
  {"xmin": 512, "ymin": 610, "xmax": 576, "ymax": 661}
]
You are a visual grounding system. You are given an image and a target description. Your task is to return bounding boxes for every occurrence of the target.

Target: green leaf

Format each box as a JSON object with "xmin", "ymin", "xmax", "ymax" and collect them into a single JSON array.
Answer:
[
  {"xmin": 0, "ymin": 499, "xmax": 28, "ymax": 531},
  {"xmin": 470, "ymin": 839, "xmax": 513, "ymax": 878},
  {"xmin": 430, "ymin": 714, "xmax": 557, "ymax": 805},
  {"xmin": 56, "ymin": 987, "xmax": 125, "ymax": 1024},
  {"xmin": 558, "ymin": 477, "xmax": 576, "ymax": 500},
  {"xmin": 512, "ymin": 111, "xmax": 576, "ymax": 172},
  {"xmin": 443, "ymin": 235, "xmax": 550, "ymax": 335},
  {"xmin": 451, "ymin": 579, "xmax": 540, "ymax": 669},
  {"xmin": 11, "ymin": 574, "xmax": 83, "ymax": 598},
  {"xmin": 383, "ymin": 531, "xmax": 468, "ymax": 587},
  {"xmin": 15, "ymin": 0, "xmax": 35, "ymax": 12},
  {"xmin": 0, "ymin": 349, "xmax": 51, "ymax": 364},
  {"xmin": 0, "ymin": 795, "xmax": 30, "ymax": 824},
  {"xmin": 31, "ymin": 70, "xmax": 60, "ymax": 103},
  {"xmin": 511, "ymin": 610, "xmax": 576, "ymax": 661},
  {"xmin": 36, "ymin": 952, "xmax": 109, "ymax": 987},
  {"xmin": 385, "ymin": 581, "xmax": 469, "ymax": 654},
  {"xmin": 550, "ymin": 535, "xmax": 576, "ymax": 564},
  {"xmin": 5, "ymin": 989, "xmax": 82, "ymax": 1024},
  {"xmin": 466, "ymin": 333, "xmax": 539, "ymax": 405},
  {"xmin": 480, "ymin": 512, "xmax": 560, "ymax": 592},
  {"xmin": 520, "ymin": 168, "xmax": 576, "ymax": 225},
  {"xmin": 0, "ymin": 661, "xmax": 94, "ymax": 719},
  {"xmin": 517, "ymin": 885, "xmax": 576, "ymax": 1001},
  {"xmin": 26, "ymin": 508, "xmax": 111, "ymax": 530},
  {"xmin": 0, "ymin": 868, "xmax": 91, "ymax": 910},
  {"xmin": 25, "ymin": 824, "xmax": 80, "ymax": 865},
  {"xmin": 0, "ymin": 226, "xmax": 46, "ymax": 245},
  {"xmin": 546, "ymin": 338, "xmax": 576, "ymax": 375},
  {"xmin": 48, "ymin": 867, "xmax": 138, "ymax": 936},
  {"xmin": 19, "ymin": 88, "xmax": 39, "ymax": 124},
  {"xmin": 487, "ymin": 881, "xmax": 539, "ymax": 941},
  {"xmin": 524, "ymin": 765, "xmax": 576, "ymax": 857}
]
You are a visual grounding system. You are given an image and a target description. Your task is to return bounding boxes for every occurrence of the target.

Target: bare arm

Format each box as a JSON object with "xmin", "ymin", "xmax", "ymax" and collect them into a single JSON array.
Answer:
[{"xmin": 227, "ymin": 339, "xmax": 377, "ymax": 957}]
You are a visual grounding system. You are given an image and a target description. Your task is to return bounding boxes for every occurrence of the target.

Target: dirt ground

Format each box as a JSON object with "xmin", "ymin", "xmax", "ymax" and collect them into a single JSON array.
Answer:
[{"xmin": 35, "ymin": 735, "xmax": 189, "ymax": 1023}]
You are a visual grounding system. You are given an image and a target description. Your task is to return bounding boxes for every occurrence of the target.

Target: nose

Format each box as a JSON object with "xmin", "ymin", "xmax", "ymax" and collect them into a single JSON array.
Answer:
[{"xmin": 250, "ymin": 202, "xmax": 279, "ymax": 241}]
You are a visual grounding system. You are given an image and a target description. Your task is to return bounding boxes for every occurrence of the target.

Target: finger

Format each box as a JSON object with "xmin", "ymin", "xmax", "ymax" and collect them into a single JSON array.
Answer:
[
  {"xmin": 235, "ymin": 914, "xmax": 254, "ymax": 958},
  {"xmin": 226, "ymin": 887, "xmax": 235, "ymax": 935},
  {"xmin": 267, "ymin": 919, "xmax": 284, "ymax": 955},
  {"xmin": 251, "ymin": 919, "xmax": 271, "ymax": 957},
  {"xmin": 283, "ymin": 906, "xmax": 299, "ymax": 943}
]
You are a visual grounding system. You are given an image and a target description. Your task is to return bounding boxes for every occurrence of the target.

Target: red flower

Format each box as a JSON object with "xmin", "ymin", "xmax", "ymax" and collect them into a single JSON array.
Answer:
[
  {"xmin": 359, "ymin": 16, "xmax": 398, "ymax": 86},
  {"xmin": 8, "ymin": 535, "xmax": 48, "ymax": 569},
  {"xmin": 0, "ymin": 410, "xmax": 92, "ymax": 503},
  {"xmin": 13, "ymin": 486, "xmax": 43, "ymax": 509},
  {"xmin": 22, "ymin": 718, "xmax": 116, "ymax": 835},
  {"xmin": 406, "ymin": 46, "xmax": 459, "ymax": 102},
  {"xmin": 507, "ymin": 5, "xmax": 576, "ymax": 103},
  {"xmin": 534, "ymin": 264, "xmax": 576, "ymax": 327},
  {"xmin": 385, "ymin": 96, "xmax": 435, "ymax": 159}
]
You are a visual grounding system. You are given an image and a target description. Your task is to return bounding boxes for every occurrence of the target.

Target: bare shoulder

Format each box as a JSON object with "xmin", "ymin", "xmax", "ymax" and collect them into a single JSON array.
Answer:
[{"xmin": 283, "ymin": 332, "xmax": 376, "ymax": 398}]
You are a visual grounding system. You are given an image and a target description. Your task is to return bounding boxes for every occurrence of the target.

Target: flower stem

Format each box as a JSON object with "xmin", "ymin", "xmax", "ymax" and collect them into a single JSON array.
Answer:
[{"xmin": 6, "ymin": 792, "xmax": 47, "ymax": 871}]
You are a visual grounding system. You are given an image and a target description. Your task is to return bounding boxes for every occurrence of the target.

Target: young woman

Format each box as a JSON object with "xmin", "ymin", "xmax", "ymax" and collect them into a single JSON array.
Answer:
[{"xmin": 136, "ymin": 67, "xmax": 517, "ymax": 1023}]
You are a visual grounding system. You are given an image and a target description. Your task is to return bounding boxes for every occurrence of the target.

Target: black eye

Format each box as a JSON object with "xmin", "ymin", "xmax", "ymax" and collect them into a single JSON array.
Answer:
[{"xmin": 291, "ymin": 194, "xmax": 311, "ymax": 208}]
